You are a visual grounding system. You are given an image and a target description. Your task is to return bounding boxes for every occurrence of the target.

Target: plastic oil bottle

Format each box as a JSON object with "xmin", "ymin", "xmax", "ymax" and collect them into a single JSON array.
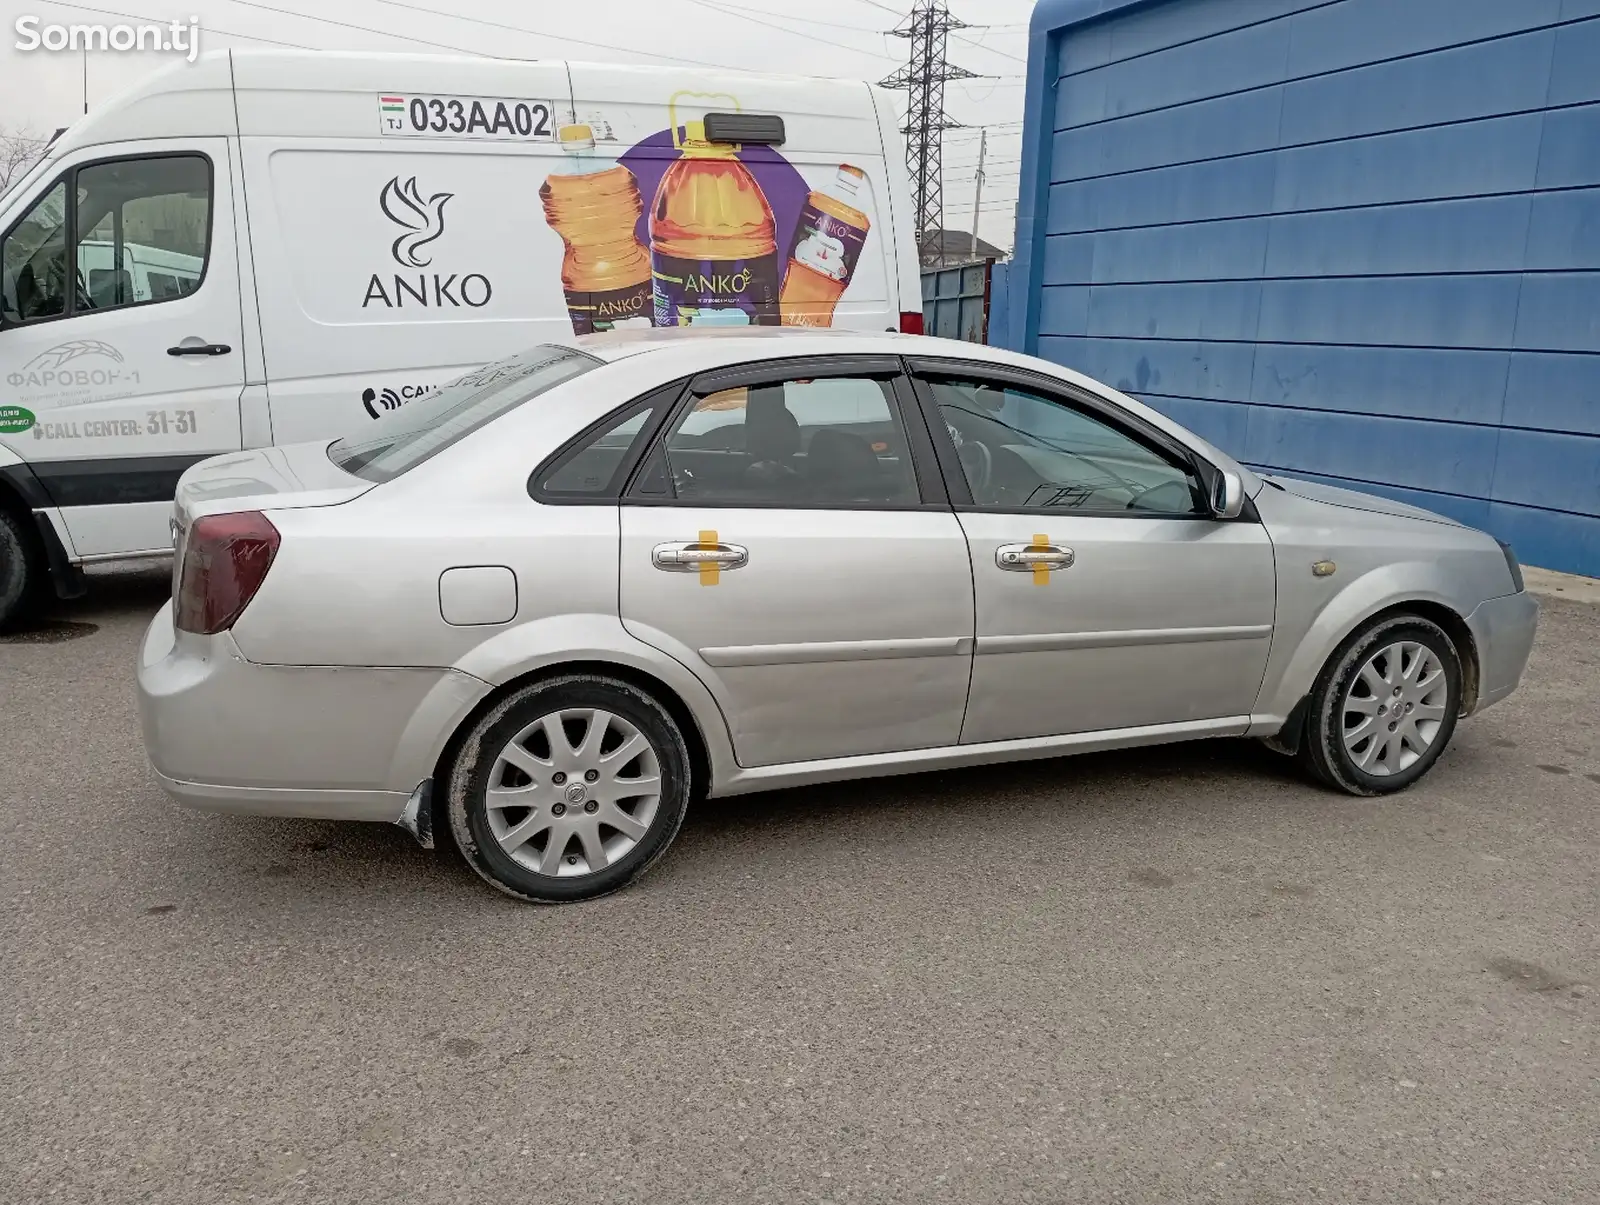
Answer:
[
  {"xmin": 779, "ymin": 164, "xmax": 872, "ymax": 327},
  {"xmin": 649, "ymin": 119, "xmax": 779, "ymax": 326},
  {"xmin": 539, "ymin": 124, "xmax": 653, "ymax": 334}
]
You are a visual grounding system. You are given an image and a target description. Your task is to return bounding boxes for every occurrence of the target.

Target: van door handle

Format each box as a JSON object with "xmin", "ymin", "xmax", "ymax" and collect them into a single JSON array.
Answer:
[
  {"xmin": 652, "ymin": 541, "xmax": 749, "ymax": 571},
  {"xmin": 996, "ymin": 543, "xmax": 1075, "ymax": 571},
  {"xmin": 167, "ymin": 342, "xmax": 231, "ymax": 356}
]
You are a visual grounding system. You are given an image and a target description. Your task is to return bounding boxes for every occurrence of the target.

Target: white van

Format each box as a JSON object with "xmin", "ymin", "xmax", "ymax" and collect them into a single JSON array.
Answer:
[{"xmin": 0, "ymin": 49, "xmax": 923, "ymax": 625}]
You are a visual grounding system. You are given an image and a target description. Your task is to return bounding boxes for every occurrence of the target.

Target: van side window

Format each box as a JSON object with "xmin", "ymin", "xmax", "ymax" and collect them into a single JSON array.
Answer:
[
  {"xmin": 74, "ymin": 156, "xmax": 210, "ymax": 312},
  {"xmin": 1, "ymin": 181, "xmax": 68, "ymax": 322},
  {"xmin": 0, "ymin": 155, "xmax": 209, "ymax": 325}
]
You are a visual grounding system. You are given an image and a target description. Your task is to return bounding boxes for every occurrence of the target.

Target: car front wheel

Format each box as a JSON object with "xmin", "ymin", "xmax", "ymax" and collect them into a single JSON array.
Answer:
[
  {"xmin": 445, "ymin": 673, "xmax": 692, "ymax": 903},
  {"xmin": 1300, "ymin": 613, "xmax": 1463, "ymax": 796}
]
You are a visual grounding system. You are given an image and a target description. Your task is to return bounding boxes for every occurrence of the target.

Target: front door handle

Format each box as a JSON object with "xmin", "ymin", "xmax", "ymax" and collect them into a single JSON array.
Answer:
[
  {"xmin": 652, "ymin": 540, "xmax": 749, "ymax": 572},
  {"xmin": 167, "ymin": 341, "xmax": 232, "ymax": 357},
  {"xmin": 996, "ymin": 542, "xmax": 1075, "ymax": 572}
]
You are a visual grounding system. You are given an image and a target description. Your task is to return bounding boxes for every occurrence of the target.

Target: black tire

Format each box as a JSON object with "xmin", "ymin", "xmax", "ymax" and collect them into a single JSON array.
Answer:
[
  {"xmin": 0, "ymin": 507, "xmax": 42, "ymax": 632},
  {"xmin": 445, "ymin": 673, "xmax": 691, "ymax": 903},
  {"xmin": 1299, "ymin": 613, "xmax": 1463, "ymax": 796}
]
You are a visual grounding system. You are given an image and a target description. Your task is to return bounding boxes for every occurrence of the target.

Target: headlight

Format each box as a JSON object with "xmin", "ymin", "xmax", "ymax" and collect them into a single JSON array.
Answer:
[{"xmin": 1496, "ymin": 539, "xmax": 1524, "ymax": 593}]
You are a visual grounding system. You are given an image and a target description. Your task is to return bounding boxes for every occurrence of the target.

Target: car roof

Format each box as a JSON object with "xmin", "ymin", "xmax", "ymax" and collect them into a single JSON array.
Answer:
[
  {"xmin": 552, "ymin": 327, "xmax": 1015, "ymax": 367},
  {"xmin": 539, "ymin": 329, "xmax": 1256, "ymax": 488}
]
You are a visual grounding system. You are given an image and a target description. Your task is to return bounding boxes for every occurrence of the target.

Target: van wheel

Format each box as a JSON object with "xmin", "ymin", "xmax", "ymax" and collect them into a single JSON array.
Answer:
[
  {"xmin": 1299, "ymin": 614, "xmax": 1462, "ymax": 796},
  {"xmin": 445, "ymin": 674, "xmax": 692, "ymax": 903},
  {"xmin": 0, "ymin": 508, "xmax": 41, "ymax": 631}
]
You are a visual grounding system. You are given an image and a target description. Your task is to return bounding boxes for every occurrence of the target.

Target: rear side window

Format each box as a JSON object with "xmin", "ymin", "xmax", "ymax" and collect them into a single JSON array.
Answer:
[
  {"xmin": 331, "ymin": 345, "xmax": 598, "ymax": 482},
  {"xmin": 534, "ymin": 403, "xmax": 662, "ymax": 498},
  {"xmin": 651, "ymin": 374, "xmax": 920, "ymax": 506}
]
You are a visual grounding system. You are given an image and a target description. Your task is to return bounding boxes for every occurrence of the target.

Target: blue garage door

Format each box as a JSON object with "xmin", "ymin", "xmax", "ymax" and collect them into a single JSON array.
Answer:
[{"xmin": 1007, "ymin": 0, "xmax": 1600, "ymax": 576}]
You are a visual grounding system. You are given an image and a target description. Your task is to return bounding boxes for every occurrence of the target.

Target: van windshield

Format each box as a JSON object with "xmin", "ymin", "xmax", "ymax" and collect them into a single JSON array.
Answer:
[{"xmin": 330, "ymin": 345, "xmax": 599, "ymax": 482}]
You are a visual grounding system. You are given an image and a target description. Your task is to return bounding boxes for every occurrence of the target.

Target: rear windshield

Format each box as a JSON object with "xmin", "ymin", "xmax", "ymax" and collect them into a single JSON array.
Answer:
[{"xmin": 329, "ymin": 345, "xmax": 599, "ymax": 482}]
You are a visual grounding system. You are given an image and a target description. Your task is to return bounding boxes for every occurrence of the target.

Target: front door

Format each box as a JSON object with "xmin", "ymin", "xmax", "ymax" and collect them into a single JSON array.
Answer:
[
  {"xmin": 911, "ymin": 368, "xmax": 1275, "ymax": 745},
  {"xmin": 619, "ymin": 357, "xmax": 974, "ymax": 768},
  {"xmin": 0, "ymin": 139, "xmax": 245, "ymax": 556}
]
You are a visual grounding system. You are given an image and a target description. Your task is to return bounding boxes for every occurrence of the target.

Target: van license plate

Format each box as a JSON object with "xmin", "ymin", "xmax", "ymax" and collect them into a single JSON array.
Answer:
[{"xmin": 379, "ymin": 94, "xmax": 557, "ymax": 142}]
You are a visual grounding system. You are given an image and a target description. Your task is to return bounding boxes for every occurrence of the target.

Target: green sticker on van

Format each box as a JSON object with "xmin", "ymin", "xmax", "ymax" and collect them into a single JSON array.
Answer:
[{"xmin": 0, "ymin": 405, "xmax": 35, "ymax": 434}]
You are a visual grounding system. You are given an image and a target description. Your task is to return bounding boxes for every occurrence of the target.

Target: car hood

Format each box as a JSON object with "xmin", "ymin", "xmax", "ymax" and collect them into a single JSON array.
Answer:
[
  {"xmin": 1262, "ymin": 474, "xmax": 1462, "ymax": 526},
  {"xmin": 174, "ymin": 440, "xmax": 374, "ymax": 526}
]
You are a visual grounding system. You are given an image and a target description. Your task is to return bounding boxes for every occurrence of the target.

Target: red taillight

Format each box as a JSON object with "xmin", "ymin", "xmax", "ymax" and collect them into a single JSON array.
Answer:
[
  {"xmin": 174, "ymin": 511, "xmax": 280, "ymax": 634},
  {"xmin": 899, "ymin": 310, "xmax": 925, "ymax": 335}
]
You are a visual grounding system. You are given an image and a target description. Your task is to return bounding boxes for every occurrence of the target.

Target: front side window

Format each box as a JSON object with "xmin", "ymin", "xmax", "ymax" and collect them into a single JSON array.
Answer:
[
  {"xmin": 332, "ymin": 345, "xmax": 600, "ymax": 483},
  {"xmin": 0, "ymin": 154, "xmax": 209, "ymax": 324},
  {"xmin": 1, "ymin": 181, "xmax": 67, "ymax": 321},
  {"xmin": 653, "ymin": 375, "xmax": 921, "ymax": 506},
  {"xmin": 927, "ymin": 377, "xmax": 1204, "ymax": 515}
]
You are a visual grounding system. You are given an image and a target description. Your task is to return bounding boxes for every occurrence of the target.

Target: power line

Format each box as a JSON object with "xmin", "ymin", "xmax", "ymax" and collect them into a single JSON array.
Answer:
[
  {"xmin": 43, "ymin": 0, "xmax": 309, "ymax": 48},
  {"xmin": 679, "ymin": 0, "xmax": 898, "ymax": 61},
  {"xmin": 952, "ymin": 34, "xmax": 1026, "ymax": 62},
  {"xmin": 689, "ymin": 0, "xmax": 891, "ymax": 35},
  {"xmin": 225, "ymin": 0, "xmax": 514, "ymax": 57},
  {"xmin": 231, "ymin": 0, "xmax": 750, "ymax": 71}
]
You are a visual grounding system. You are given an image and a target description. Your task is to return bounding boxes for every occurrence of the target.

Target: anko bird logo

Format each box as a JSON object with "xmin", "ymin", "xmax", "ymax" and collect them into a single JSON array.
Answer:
[
  {"xmin": 362, "ymin": 176, "xmax": 489, "ymax": 311},
  {"xmin": 379, "ymin": 176, "xmax": 453, "ymax": 268}
]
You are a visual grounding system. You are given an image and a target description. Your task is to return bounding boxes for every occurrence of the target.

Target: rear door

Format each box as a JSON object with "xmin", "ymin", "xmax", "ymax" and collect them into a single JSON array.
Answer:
[
  {"xmin": 617, "ymin": 355, "xmax": 973, "ymax": 768},
  {"xmin": 0, "ymin": 139, "xmax": 245, "ymax": 557},
  {"xmin": 909, "ymin": 362, "xmax": 1276, "ymax": 745}
]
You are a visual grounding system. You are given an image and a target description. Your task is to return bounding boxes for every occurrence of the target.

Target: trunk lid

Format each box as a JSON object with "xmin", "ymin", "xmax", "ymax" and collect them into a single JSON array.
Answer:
[
  {"xmin": 170, "ymin": 441, "xmax": 373, "ymax": 595},
  {"xmin": 171, "ymin": 441, "xmax": 373, "ymax": 569},
  {"xmin": 174, "ymin": 440, "xmax": 372, "ymax": 523}
]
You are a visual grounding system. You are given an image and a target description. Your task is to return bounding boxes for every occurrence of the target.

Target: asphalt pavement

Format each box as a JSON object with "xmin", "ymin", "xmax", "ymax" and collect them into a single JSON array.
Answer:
[{"xmin": 2, "ymin": 563, "xmax": 1596, "ymax": 1205}]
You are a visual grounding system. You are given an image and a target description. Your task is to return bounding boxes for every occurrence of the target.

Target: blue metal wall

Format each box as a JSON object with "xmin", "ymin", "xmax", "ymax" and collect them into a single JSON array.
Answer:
[{"xmin": 1004, "ymin": 0, "xmax": 1600, "ymax": 576}]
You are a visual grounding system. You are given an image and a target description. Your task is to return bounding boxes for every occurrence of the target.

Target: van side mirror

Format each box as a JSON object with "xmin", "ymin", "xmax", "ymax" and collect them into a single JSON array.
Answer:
[{"xmin": 1210, "ymin": 470, "xmax": 1244, "ymax": 520}]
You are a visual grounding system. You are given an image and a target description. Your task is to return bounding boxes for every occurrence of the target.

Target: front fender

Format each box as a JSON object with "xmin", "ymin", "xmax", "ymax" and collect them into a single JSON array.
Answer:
[
  {"xmin": 385, "ymin": 611, "xmax": 739, "ymax": 795},
  {"xmin": 1250, "ymin": 560, "xmax": 1475, "ymax": 732}
]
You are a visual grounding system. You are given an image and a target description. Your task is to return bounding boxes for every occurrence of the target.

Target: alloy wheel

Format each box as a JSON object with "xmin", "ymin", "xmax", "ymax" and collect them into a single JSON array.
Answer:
[
  {"xmin": 1340, "ymin": 641, "xmax": 1449, "ymax": 777},
  {"xmin": 484, "ymin": 707, "xmax": 662, "ymax": 877}
]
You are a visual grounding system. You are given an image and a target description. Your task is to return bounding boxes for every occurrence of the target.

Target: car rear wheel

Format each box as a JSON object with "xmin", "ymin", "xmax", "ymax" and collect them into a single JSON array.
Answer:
[
  {"xmin": 1300, "ymin": 614, "xmax": 1462, "ymax": 796},
  {"xmin": 445, "ymin": 673, "xmax": 691, "ymax": 903}
]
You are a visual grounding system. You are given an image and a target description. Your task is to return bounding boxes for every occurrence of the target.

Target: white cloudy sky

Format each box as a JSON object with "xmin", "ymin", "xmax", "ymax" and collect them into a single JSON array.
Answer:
[{"xmin": 1, "ymin": 0, "xmax": 1032, "ymax": 249}]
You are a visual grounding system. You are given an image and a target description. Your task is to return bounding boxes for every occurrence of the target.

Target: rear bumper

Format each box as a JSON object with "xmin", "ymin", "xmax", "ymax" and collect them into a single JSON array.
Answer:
[
  {"xmin": 150, "ymin": 767, "xmax": 409, "ymax": 822},
  {"xmin": 1465, "ymin": 590, "xmax": 1539, "ymax": 713},
  {"xmin": 136, "ymin": 599, "xmax": 472, "ymax": 821}
]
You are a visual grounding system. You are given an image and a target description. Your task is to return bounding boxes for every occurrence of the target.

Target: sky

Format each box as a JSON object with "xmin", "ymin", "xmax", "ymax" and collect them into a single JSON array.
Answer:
[{"xmin": 0, "ymin": 0, "xmax": 1034, "ymax": 250}]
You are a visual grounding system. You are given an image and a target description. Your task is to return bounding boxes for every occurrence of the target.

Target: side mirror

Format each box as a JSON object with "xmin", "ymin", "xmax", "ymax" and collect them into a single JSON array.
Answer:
[{"xmin": 1210, "ymin": 470, "xmax": 1245, "ymax": 520}]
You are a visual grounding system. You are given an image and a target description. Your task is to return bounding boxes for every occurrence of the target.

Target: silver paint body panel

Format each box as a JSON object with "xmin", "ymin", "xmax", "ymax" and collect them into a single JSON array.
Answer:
[
  {"xmin": 620, "ymin": 506, "xmax": 974, "ymax": 766},
  {"xmin": 134, "ymin": 330, "xmax": 1536, "ymax": 821},
  {"xmin": 954, "ymin": 512, "xmax": 1276, "ymax": 743}
]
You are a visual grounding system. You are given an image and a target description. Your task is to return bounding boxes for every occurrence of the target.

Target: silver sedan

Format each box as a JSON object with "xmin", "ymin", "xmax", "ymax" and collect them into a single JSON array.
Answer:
[{"xmin": 136, "ymin": 331, "xmax": 1538, "ymax": 902}]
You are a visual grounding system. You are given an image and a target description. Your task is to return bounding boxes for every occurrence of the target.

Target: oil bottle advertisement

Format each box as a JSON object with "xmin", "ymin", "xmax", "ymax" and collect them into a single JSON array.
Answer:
[{"xmin": 540, "ymin": 92, "xmax": 874, "ymax": 334}]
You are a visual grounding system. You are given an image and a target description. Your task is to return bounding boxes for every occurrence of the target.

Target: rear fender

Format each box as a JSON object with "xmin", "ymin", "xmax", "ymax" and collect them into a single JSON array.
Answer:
[{"xmin": 386, "ymin": 611, "xmax": 738, "ymax": 794}]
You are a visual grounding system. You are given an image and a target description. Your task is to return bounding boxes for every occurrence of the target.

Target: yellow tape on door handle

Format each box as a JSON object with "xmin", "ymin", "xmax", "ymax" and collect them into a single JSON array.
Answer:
[
  {"xmin": 698, "ymin": 529, "xmax": 720, "ymax": 587},
  {"xmin": 1031, "ymin": 533, "xmax": 1051, "ymax": 585}
]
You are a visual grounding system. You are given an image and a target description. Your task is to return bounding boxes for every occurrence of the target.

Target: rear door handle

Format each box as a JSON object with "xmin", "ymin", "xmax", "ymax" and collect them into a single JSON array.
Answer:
[
  {"xmin": 167, "ymin": 342, "xmax": 231, "ymax": 356},
  {"xmin": 653, "ymin": 540, "xmax": 749, "ymax": 571},
  {"xmin": 996, "ymin": 542, "xmax": 1075, "ymax": 571}
]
